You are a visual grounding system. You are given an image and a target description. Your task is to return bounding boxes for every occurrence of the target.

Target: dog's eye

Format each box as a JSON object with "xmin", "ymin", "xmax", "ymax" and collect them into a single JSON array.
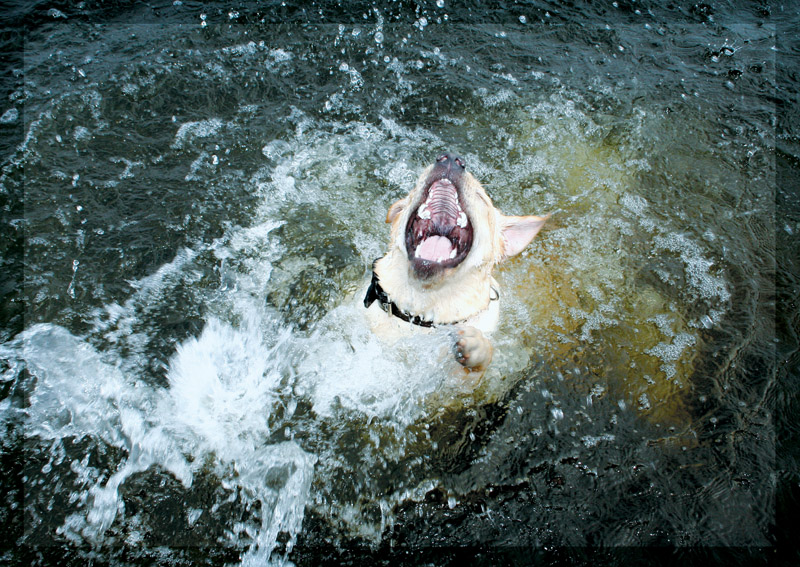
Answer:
[
  {"xmin": 455, "ymin": 157, "xmax": 466, "ymax": 168},
  {"xmin": 437, "ymin": 154, "xmax": 448, "ymax": 162}
]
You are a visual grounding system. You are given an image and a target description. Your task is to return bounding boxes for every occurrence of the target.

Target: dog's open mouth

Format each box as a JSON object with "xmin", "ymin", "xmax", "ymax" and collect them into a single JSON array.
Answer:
[{"xmin": 405, "ymin": 178, "xmax": 473, "ymax": 276}]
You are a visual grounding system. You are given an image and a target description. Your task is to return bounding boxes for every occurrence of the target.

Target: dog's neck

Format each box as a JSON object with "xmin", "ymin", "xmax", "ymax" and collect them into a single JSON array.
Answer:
[
  {"xmin": 369, "ymin": 251, "xmax": 498, "ymax": 326},
  {"xmin": 363, "ymin": 271, "xmax": 437, "ymax": 327}
]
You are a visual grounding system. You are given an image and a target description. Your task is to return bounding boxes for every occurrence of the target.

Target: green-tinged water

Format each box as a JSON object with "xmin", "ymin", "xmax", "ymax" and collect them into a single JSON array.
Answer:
[{"xmin": 1, "ymin": 4, "xmax": 794, "ymax": 566}]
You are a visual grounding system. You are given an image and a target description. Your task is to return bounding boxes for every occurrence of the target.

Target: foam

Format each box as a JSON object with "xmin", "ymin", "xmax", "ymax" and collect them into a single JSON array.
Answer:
[
  {"xmin": 645, "ymin": 332, "xmax": 697, "ymax": 381},
  {"xmin": 171, "ymin": 118, "xmax": 224, "ymax": 149},
  {"xmin": 621, "ymin": 193, "xmax": 649, "ymax": 216},
  {"xmin": 653, "ymin": 232, "xmax": 731, "ymax": 303},
  {"xmin": 0, "ymin": 108, "xmax": 18, "ymax": 124}
]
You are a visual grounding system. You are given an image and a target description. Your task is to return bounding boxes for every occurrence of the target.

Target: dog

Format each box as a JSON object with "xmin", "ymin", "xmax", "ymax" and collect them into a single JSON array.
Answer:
[{"xmin": 364, "ymin": 153, "xmax": 548, "ymax": 374}]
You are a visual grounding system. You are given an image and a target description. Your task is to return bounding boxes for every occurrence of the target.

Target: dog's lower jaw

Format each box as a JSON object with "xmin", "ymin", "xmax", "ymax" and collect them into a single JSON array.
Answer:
[{"xmin": 406, "ymin": 260, "xmax": 460, "ymax": 288}]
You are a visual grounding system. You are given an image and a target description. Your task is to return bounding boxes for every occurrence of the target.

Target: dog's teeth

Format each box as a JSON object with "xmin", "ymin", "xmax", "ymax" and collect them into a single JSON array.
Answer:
[
  {"xmin": 449, "ymin": 249, "xmax": 457, "ymax": 259},
  {"xmin": 457, "ymin": 212, "xmax": 468, "ymax": 228},
  {"xmin": 418, "ymin": 202, "xmax": 431, "ymax": 220}
]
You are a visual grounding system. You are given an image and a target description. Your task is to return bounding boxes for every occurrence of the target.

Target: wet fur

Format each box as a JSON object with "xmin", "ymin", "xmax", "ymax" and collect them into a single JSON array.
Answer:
[{"xmin": 366, "ymin": 155, "xmax": 548, "ymax": 374}]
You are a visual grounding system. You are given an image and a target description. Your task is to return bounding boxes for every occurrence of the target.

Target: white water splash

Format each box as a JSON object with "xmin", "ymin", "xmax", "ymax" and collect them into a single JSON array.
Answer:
[
  {"xmin": 295, "ymin": 303, "xmax": 458, "ymax": 421},
  {"xmin": 15, "ymin": 316, "xmax": 316, "ymax": 565}
]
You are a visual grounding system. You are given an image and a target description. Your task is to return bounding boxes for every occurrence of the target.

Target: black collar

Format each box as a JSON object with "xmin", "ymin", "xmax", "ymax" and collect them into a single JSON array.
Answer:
[
  {"xmin": 363, "ymin": 267, "xmax": 499, "ymax": 329},
  {"xmin": 364, "ymin": 269, "xmax": 436, "ymax": 327}
]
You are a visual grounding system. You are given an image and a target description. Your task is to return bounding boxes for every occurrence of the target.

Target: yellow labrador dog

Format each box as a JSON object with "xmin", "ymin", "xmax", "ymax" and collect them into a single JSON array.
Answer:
[{"xmin": 364, "ymin": 153, "xmax": 548, "ymax": 374}]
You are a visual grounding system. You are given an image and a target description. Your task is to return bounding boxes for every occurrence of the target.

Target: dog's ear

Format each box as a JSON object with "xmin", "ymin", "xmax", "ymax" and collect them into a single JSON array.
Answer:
[
  {"xmin": 500, "ymin": 214, "xmax": 549, "ymax": 259},
  {"xmin": 386, "ymin": 199, "xmax": 406, "ymax": 224}
]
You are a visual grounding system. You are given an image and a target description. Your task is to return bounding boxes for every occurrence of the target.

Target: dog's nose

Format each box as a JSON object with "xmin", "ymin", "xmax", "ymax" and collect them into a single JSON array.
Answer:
[{"xmin": 436, "ymin": 153, "xmax": 466, "ymax": 170}]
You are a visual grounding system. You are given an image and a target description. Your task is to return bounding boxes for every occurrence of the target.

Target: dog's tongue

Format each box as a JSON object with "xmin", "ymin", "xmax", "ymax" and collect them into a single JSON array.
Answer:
[{"xmin": 416, "ymin": 235, "xmax": 454, "ymax": 262}]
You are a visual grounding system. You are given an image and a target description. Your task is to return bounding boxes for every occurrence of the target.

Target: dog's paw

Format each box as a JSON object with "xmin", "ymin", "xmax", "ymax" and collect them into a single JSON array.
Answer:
[{"xmin": 455, "ymin": 326, "xmax": 493, "ymax": 372}]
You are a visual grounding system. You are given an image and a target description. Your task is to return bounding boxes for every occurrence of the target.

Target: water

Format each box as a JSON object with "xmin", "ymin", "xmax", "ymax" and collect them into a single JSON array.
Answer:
[{"xmin": 2, "ymin": 3, "xmax": 796, "ymax": 566}]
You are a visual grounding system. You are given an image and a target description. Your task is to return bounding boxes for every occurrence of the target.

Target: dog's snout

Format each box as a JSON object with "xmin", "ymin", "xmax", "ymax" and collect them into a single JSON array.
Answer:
[{"xmin": 436, "ymin": 153, "xmax": 466, "ymax": 172}]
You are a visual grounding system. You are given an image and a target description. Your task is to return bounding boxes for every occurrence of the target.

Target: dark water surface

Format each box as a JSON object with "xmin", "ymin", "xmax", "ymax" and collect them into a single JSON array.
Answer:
[{"xmin": 1, "ymin": 2, "xmax": 799, "ymax": 566}]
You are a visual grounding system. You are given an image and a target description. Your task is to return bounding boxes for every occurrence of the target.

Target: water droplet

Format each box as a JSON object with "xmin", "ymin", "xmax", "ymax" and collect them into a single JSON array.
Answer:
[{"xmin": 519, "ymin": 15, "xmax": 527, "ymax": 24}]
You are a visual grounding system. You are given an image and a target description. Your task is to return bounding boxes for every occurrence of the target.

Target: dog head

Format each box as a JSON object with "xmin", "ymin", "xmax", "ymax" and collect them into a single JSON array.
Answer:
[{"xmin": 383, "ymin": 153, "xmax": 548, "ymax": 286}]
